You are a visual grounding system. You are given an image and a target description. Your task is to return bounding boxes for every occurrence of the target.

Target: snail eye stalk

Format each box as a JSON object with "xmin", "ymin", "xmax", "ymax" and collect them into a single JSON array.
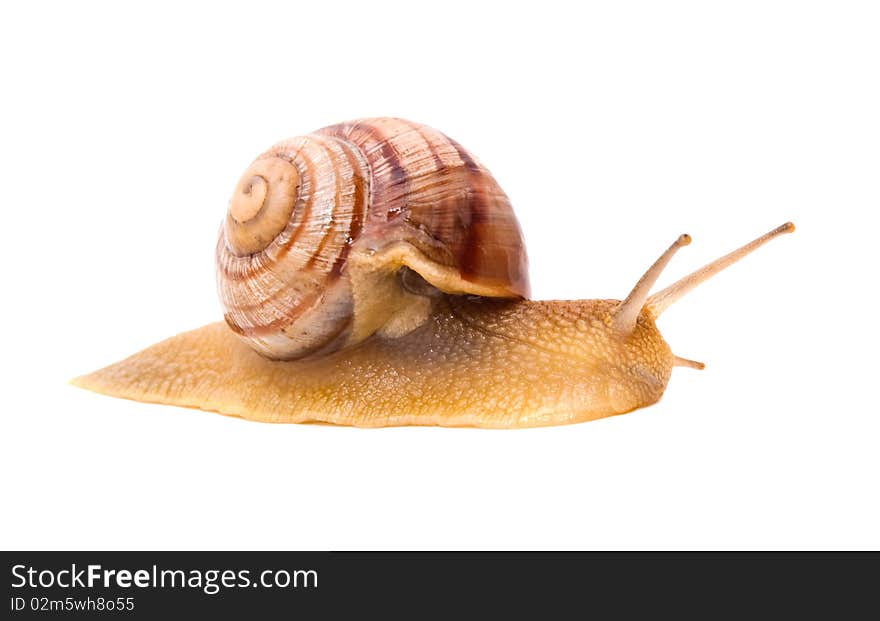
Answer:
[
  {"xmin": 613, "ymin": 234, "xmax": 691, "ymax": 335},
  {"xmin": 647, "ymin": 222, "xmax": 795, "ymax": 318}
]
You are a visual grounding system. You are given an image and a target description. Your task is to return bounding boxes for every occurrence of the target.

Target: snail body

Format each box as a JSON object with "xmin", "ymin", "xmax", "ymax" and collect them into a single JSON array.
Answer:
[
  {"xmin": 74, "ymin": 118, "xmax": 794, "ymax": 428},
  {"xmin": 77, "ymin": 298, "xmax": 671, "ymax": 427}
]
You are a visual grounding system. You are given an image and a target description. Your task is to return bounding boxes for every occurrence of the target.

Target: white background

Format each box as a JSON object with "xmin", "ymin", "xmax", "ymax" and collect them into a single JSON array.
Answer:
[{"xmin": 1, "ymin": 1, "xmax": 878, "ymax": 550}]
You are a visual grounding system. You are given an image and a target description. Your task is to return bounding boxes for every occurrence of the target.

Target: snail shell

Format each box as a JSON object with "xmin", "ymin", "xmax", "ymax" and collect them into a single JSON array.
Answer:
[{"xmin": 216, "ymin": 117, "xmax": 530, "ymax": 359}]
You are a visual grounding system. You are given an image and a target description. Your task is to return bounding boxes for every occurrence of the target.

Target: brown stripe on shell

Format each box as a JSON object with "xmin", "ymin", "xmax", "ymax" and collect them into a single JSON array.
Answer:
[
  {"xmin": 329, "ymin": 137, "xmax": 368, "ymax": 277},
  {"xmin": 223, "ymin": 285, "xmax": 323, "ymax": 335},
  {"xmin": 268, "ymin": 147, "xmax": 318, "ymax": 266},
  {"xmin": 319, "ymin": 120, "xmax": 380, "ymax": 215},
  {"xmin": 303, "ymin": 136, "xmax": 344, "ymax": 270},
  {"xmin": 390, "ymin": 122, "xmax": 470, "ymax": 267},
  {"xmin": 447, "ymin": 137, "xmax": 528, "ymax": 295},
  {"xmin": 361, "ymin": 121, "xmax": 409, "ymax": 218},
  {"xmin": 447, "ymin": 137, "xmax": 486, "ymax": 280},
  {"xmin": 323, "ymin": 119, "xmax": 412, "ymax": 220},
  {"xmin": 447, "ymin": 138, "xmax": 482, "ymax": 173},
  {"xmin": 410, "ymin": 122, "xmax": 446, "ymax": 172}
]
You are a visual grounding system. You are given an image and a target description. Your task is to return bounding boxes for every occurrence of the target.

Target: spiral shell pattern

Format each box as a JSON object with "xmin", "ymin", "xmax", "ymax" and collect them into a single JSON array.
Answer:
[{"xmin": 217, "ymin": 117, "xmax": 529, "ymax": 359}]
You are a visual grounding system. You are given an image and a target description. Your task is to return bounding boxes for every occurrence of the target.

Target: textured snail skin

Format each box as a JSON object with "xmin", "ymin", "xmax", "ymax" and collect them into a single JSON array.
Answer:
[{"xmin": 73, "ymin": 298, "xmax": 672, "ymax": 428}]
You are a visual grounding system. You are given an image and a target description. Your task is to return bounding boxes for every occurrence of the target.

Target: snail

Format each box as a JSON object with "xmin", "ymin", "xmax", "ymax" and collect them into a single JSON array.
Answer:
[{"xmin": 73, "ymin": 117, "xmax": 795, "ymax": 428}]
